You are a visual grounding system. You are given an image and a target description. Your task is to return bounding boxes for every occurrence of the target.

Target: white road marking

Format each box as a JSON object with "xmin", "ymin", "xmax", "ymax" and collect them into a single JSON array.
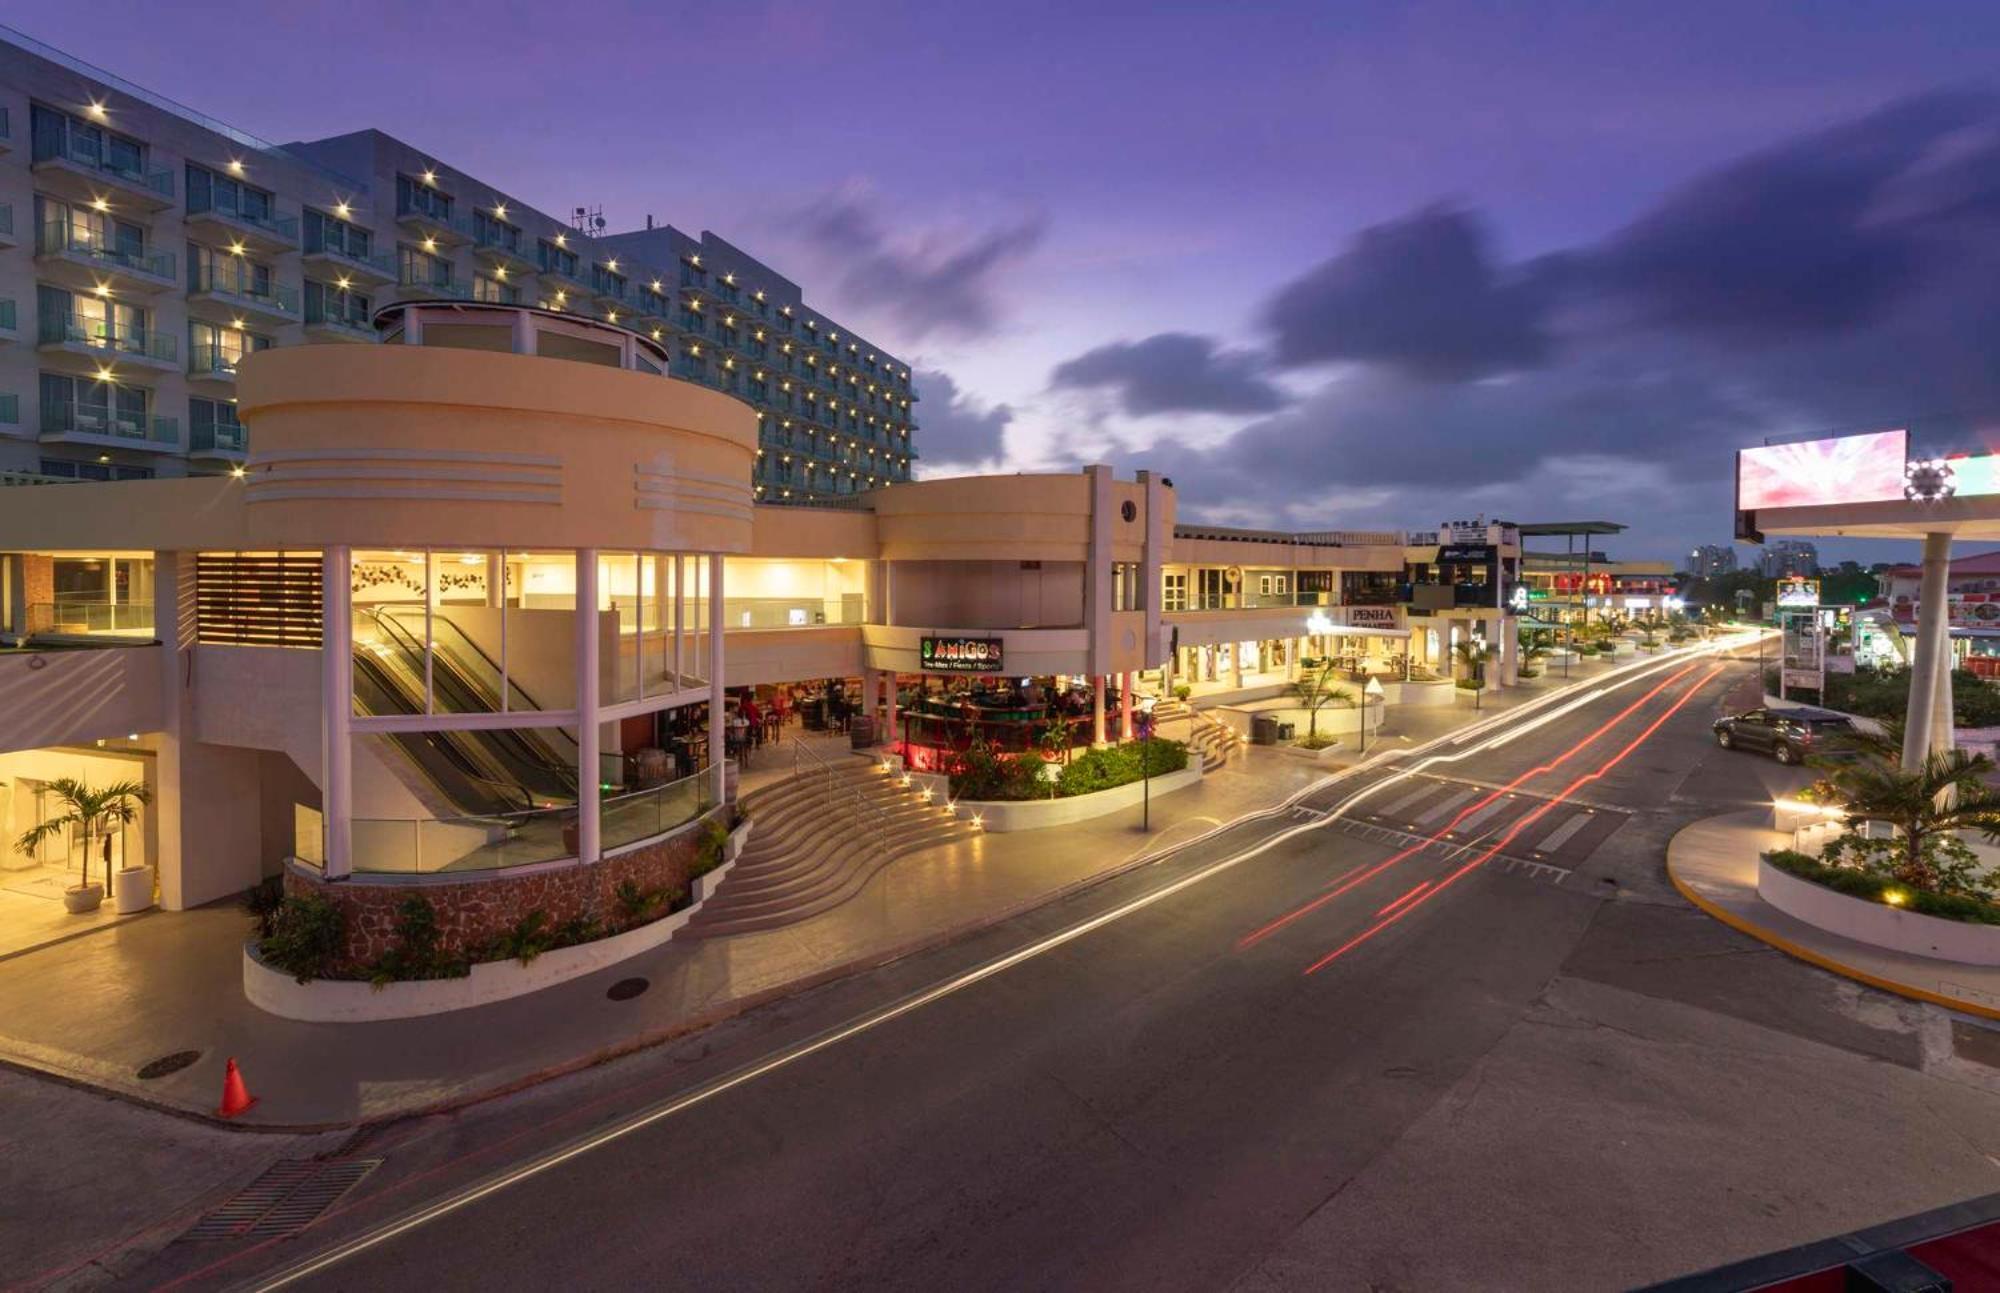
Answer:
[{"xmin": 244, "ymin": 634, "xmax": 1761, "ymax": 1291}]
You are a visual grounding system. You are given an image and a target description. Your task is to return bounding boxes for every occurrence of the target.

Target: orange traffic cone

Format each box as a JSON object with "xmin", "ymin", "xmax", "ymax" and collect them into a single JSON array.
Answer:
[{"xmin": 216, "ymin": 1057, "xmax": 257, "ymax": 1118}]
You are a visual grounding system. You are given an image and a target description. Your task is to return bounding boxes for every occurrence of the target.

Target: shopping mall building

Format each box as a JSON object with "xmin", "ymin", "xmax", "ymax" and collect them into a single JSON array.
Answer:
[{"xmin": 0, "ymin": 30, "xmax": 1552, "ymax": 946}]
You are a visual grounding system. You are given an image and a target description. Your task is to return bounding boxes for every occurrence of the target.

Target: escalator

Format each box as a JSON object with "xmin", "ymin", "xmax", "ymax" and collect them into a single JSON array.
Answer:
[{"xmin": 353, "ymin": 606, "xmax": 580, "ymax": 815}]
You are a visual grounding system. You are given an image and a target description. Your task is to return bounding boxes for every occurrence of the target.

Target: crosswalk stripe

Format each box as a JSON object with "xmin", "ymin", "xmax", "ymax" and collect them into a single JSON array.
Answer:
[
  {"xmin": 1529, "ymin": 810, "xmax": 1594, "ymax": 853},
  {"xmin": 1414, "ymin": 787, "xmax": 1480, "ymax": 825}
]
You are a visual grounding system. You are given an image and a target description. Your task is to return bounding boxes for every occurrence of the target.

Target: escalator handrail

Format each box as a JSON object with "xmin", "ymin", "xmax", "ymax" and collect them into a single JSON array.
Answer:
[
  {"xmin": 368, "ymin": 605, "xmax": 581, "ymax": 773},
  {"xmin": 351, "ymin": 649, "xmax": 540, "ymax": 816}
]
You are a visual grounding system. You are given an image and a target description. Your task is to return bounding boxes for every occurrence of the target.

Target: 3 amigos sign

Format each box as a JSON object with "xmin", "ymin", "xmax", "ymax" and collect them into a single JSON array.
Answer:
[{"xmin": 920, "ymin": 636, "xmax": 1005, "ymax": 673}]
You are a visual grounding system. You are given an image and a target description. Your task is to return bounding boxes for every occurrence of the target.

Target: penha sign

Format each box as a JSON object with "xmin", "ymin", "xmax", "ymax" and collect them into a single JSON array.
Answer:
[{"xmin": 920, "ymin": 636, "xmax": 1005, "ymax": 673}]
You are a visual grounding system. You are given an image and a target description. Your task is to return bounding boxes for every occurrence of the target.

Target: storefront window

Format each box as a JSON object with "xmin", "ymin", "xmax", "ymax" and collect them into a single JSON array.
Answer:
[{"xmin": 721, "ymin": 557, "xmax": 868, "ymax": 629}]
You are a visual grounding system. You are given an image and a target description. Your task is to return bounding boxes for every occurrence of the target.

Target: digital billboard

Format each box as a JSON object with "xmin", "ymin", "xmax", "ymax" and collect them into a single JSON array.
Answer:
[
  {"xmin": 1736, "ymin": 430, "xmax": 1907, "ymax": 510},
  {"xmin": 1776, "ymin": 576, "xmax": 1819, "ymax": 609}
]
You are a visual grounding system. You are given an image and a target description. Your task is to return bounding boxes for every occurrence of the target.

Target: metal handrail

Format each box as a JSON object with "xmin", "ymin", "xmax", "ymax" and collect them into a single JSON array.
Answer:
[{"xmin": 790, "ymin": 736, "xmax": 892, "ymax": 837}]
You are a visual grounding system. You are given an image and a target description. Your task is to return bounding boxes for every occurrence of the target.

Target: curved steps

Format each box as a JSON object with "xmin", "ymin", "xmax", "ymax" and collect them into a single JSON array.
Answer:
[
  {"xmin": 678, "ymin": 760, "xmax": 981, "ymax": 938},
  {"xmin": 1148, "ymin": 697, "xmax": 1243, "ymax": 772}
]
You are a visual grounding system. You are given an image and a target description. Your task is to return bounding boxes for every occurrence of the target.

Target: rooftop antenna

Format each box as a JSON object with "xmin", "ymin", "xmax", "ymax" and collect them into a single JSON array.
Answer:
[{"xmin": 571, "ymin": 203, "xmax": 606, "ymax": 236}]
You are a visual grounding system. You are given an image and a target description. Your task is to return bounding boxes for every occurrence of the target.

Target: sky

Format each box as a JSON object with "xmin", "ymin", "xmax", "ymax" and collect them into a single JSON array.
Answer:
[{"xmin": 20, "ymin": 1, "xmax": 2000, "ymax": 563}]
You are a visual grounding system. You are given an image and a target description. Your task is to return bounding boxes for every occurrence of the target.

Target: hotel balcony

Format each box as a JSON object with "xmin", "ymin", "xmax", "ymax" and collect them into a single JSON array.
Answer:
[
  {"xmin": 302, "ymin": 240, "xmax": 397, "ymax": 286},
  {"xmin": 471, "ymin": 232, "xmax": 536, "ymax": 274},
  {"xmin": 393, "ymin": 200, "xmax": 473, "ymax": 246},
  {"xmin": 185, "ymin": 198, "xmax": 301, "ymax": 256},
  {"xmin": 188, "ymin": 267, "xmax": 301, "ymax": 325},
  {"xmin": 35, "ymin": 222, "xmax": 177, "ymax": 295},
  {"xmin": 40, "ymin": 405, "xmax": 180, "ymax": 453},
  {"xmin": 187, "ymin": 341, "xmax": 246, "ymax": 384},
  {"xmin": 0, "ymin": 106, "xmax": 11, "ymax": 154},
  {"xmin": 31, "ymin": 135, "xmax": 176, "ymax": 211},
  {"xmin": 0, "ymin": 203, "xmax": 16, "ymax": 250},
  {"xmin": 536, "ymin": 265, "xmax": 592, "ymax": 308},
  {"xmin": 303, "ymin": 297, "xmax": 379, "ymax": 343},
  {"xmin": 0, "ymin": 299, "xmax": 18, "ymax": 344},
  {"xmin": 388, "ymin": 276, "xmax": 472, "ymax": 304},
  {"xmin": 38, "ymin": 313, "xmax": 180, "ymax": 374},
  {"xmin": 188, "ymin": 418, "xmax": 248, "ymax": 463}
]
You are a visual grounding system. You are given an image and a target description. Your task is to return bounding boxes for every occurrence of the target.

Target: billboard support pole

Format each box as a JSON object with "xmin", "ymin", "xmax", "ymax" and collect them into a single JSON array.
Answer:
[{"xmin": 1903, "ymin": 532, "xmax": 1954, "ymax": 770}]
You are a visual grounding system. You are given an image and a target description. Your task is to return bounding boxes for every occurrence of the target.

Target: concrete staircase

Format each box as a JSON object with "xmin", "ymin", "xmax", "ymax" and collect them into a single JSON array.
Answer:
[
  {"xmin": 1149, "ymin": 697, "xmax": 1245, "ymax": 772},
  {"xmin": 677, "ymin": 758, "xmax": 981, "ymax": 939}
]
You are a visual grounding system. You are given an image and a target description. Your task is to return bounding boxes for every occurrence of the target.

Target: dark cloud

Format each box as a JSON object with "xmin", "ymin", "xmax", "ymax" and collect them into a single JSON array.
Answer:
[
  {"xmin": 1049, "ymin": 332, "xmax": 1286, "ymax": 416},
  {"xmin": 1262, "ymin": 205, "xmax": 1554, "ymax": 381},
  {"xmin": 911, "ymin": 368, "xmax": 1012, "ymax": 469},
  {"xmin": 799, "ymin": 196, "xmax": 1043, "ymax": 341},
  {"xmin": 1588, "ymin": 92, "xmax": 2000, "ymax": 340}
]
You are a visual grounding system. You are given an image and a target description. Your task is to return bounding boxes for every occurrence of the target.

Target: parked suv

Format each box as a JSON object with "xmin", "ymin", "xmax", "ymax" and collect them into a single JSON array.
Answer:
[{"xmin": 1712, "ymin": 706, "xmax": 1855, "ymax": 765}]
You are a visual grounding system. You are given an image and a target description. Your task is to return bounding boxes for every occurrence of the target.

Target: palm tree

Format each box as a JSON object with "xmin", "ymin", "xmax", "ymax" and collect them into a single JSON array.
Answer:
[
  {"xmin": 1820, "ymin": 744, "xmax": 2000, "ymax": 889},
  {"xmin": 13, "ymin": 778, "xmax": 152, "ymax": 901},
  {"xmin": 1452, "ymin": 638, "xmax": 1491, "ymax": 686},
  {"xmin": 1517, "ymin": 628, "xmax": 1552, "ymax": 677},
  {"xmin": 1288, "ymin": 658, "xmax": 1351, "ymax": 741}
]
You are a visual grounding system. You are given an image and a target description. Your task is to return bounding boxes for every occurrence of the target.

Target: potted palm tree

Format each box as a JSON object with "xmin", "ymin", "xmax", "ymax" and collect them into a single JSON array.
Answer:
[
  {"xmin": 1287, "ymin": 658, "xmax": 1352, "ymax": 747},
  {"xmin": 14, "ymin": 777, "xmax": 153, "ymax": 914}
]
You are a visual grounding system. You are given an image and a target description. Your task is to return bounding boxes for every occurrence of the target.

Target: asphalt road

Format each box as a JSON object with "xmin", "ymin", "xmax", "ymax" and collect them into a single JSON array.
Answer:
[{"xmin": 123, "ymin": 644, "xmax": 2000, "ymax": 1292}]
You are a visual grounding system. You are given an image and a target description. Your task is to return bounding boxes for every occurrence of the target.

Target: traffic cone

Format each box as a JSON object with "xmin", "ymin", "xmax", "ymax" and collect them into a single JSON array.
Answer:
[{"xmin": 216, "ymin": 1057, "xmax": 257, "ymax": 1118}]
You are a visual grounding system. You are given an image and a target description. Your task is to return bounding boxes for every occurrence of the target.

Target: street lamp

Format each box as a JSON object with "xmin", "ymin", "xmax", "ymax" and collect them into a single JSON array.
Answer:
[{"xmin": 1359, "ymin": 675, "xmax": 1384, "ymax": 757}]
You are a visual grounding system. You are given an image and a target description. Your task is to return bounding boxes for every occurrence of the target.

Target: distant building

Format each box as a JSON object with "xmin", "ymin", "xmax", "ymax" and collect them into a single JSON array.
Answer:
[
  {"xmin": 1759, "ymin": 540, "xmax": 1819, "ymax": 578},
  {"xmin": 1688, "ymin": 544, "xmax": 1737, "ymax": 577}
]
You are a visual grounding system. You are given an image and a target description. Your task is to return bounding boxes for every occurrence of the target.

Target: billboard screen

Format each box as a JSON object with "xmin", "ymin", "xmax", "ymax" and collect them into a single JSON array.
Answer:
[
  {"xmin": 1737, "ymin": 430, "xmax": 1907, "ymax": 509},
  {"xmin": 1776, "ymin": 576, "xmax": 1819, "ymax": 609}
]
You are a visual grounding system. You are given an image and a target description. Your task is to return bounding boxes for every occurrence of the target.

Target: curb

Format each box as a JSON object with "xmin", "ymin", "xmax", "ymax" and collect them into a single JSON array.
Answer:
[
  {"xmin": 1665, "ymin": 851, "xmax": 2000, "ymax": 1024},
  {"xmin": 0, "ymin": 640, "xmax": 1759, "ymax": 1133}
]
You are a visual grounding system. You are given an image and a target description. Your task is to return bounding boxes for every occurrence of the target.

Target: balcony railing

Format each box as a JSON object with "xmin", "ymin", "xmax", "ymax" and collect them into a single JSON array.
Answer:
[
  {"xmin": 304, "ymin": 297, "xmax": 374, "ymax": 332},
  {"xmin": 0, "ymin": 393, "xmax": 17, "ymax": 426},
  {"xmin": 189, "ymin": 266, "xmax": 300, "ymax": 314},
  {"xmin": 41, "ymin": 406, "xmax": 179, "ymax": 445},
  {"xmin": 39, "ymin": 312, "xmax": 178, "ymax": 363},
  {"xmin": 29, "ymin": 599, "xmax": 156, "ymax": 637},
  {"xmin": 302, "ymin": 230, "xmax": 395, "ymax": 273},
  {"xmin": 394, "ymin": 203, "xmax": 474, "ymax": 239},
  {"xmin": 187, "ymin": 197, "xmax": 299, "ymax": 242},
  {"xmin": 36, "ymin": 221, "xmax": 175, "ymax": 280},
  {"xmin": 190, "ymin": 419, "xmax": 248, "ymax": 454},
  {"xmin": 189, "ymin": 342, "xmax": 245, "ymax": 378},
  {"xmin": 396, "ymin": 276, "xmax": 471, "ymax": 299},
  {"xmin": 0, "ymin": 299, "xmax": 14, "ymax": 332},
  {"xmin": 33, "ymin": 135, "xmax": 174, "ymax": 198}
]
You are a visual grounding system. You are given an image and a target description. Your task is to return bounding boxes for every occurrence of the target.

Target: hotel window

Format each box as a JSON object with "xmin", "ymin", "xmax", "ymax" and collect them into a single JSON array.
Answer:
[
  {"xmin": 40, "ymin": 373, "xmax": 148, "ymax": 436},
  {"xmin": 473, "ymin": 211, "xmax": 520, "ymax": 251},
  {"xmin": 38, "ymin": 458, "xmax": 154, "ymax": 481},
  {"xmin": 36, "ymin": 195, "xmax": 146, "ymax": 262},
  {"xmin": 592, "ymin": 265, "xmax": 626, "ymax": 299},
  {"xmin": 679, "ymin": 303, "xmax": 704, "ymax": 333},
  {"xmin": 641, "ymin": 287, "xmax": 668, "ymax": 316},
  {"xmin": 537, "ymin": 240, "xmax": 579, "ymax": 278},
  {"xmin": 186, "ymin": 164, "xmax": 275, "ymax": 225},
  {"xmin": 1195, "ymin": 568, "xmax": 1227, "ymax": 611},
  {"xmin": 398, "ymin": 243, "xmax": 453, "ymax": 290},
  {"xmin": 680, "ymin": 260, "xmax": 705, "ymax": 288},
  {"xmin": 305, "ymin": 208, "xmax": 372, "ymax": 259},
  {"xmin": 189, "ymin": 396, "xmax": 244, "ymax": 454},
  {"xmin": 30, "ymin": 104, "xmax": 146, "ymax": 179},
  {"xmin": 190, "ymin": 320, "xmax": 271, "ymax": 374},
  {"xmin": 471, "ymin": 274, "xmax": 518, "ymax": 305},
  {"xmin": 189, "ymin": 242, "xmax": 276, "ymax": 301},
  {"xmin": 36, "ymin": 285, "xmax": 147, "ymax": 352},
  {"xmin": 305, "ymin": 279, "xmax": 371, "ymax": 326},
  {"xmin": 395, "ymin": 173, "xmax": 453, "ymax": 221}
]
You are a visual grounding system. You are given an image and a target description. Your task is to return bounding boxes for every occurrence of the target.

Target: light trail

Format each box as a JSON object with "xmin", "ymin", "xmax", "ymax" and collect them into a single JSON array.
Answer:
[
  {"xmin": 1236, "ymin": 660, "xmax": 1702, "ymax": 951},
  {"xmin": 1375, "ymin": 880, "xmax": 1431, "ymax": 918},
  {"xmin": 1301, "ymin": 663, "xmax": 1724, "ymax": 974},
  {"xmin": 183, "ymin": 636, "xmax": 1759, "ymax": 1293}
]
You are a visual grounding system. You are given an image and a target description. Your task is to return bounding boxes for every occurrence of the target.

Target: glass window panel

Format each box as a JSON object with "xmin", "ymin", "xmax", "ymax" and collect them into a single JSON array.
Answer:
[
  {"xmin": 502, "ymin": 551, "xmax": 576, "ymax": 714},
  {"xmin": 429, "ymin": 551, "xmax": 506, "ymax": 716}
]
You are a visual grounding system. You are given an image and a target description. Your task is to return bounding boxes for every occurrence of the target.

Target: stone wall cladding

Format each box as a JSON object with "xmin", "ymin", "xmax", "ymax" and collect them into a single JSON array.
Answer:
[{"xmin": 285, "ymin": 807, "xmax": 727, "ymax": 973}]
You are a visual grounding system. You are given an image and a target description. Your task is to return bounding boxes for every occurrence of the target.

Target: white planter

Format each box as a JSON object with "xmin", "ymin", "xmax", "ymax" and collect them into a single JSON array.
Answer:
[
  {"xmin": 954, "ymin": 764, "xmax": 1203, "ymax": 832},
  {"xmin": 1757, "ymin": 856, "xmax": 2000, "ymax": 966},
  {"xmin": 113, "ymin": 865, "xmax": 155, "ymax": 914}
]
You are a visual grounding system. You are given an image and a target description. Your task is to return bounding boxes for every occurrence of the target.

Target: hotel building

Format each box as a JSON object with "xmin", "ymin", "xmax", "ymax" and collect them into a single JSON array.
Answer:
[{"xmin": 0, "ymin": 28, "xmax": 916, "ymax": 501}]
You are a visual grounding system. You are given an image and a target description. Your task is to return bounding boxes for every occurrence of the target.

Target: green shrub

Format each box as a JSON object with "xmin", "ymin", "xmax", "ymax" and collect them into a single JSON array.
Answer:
[
  {"xmin": 259, "ymin": 892, "xmax": 348, "ymax": 984},
  {"xmin": 615, "ymin": 878, "xmax": 668, "ymax": 927},
  {"xmin": 1764, "ymin": 849, "xmax": 2000, "ymax": 925},
  {"xmin": 1053, "ymin": 738, "xmax": 1188, "ymax": 798},
  {"xmin": 1295, "ymin": 733, "xmax": 1339, "ymax": 750},
  {"xmin": 690, "ymin": 816, "xmax": 731, "ymax": 879},
  {"xmin": 1455, "ymin": 678, "xmax": 1481, "ymax": 691},
  {"xmin": 1172, "ymin": 683, "xmax": 1192, "ymax": 701},
  {"xmin": 368, "ymin": 894, "xmax": 470, "ymax": 986},
  {"xmin": 485, "ymin": 909, "xmax": 556, "ymax": 965},
  {"xmin": 240, "ymin": 876, "xmax": 285, "ymax": 941}
]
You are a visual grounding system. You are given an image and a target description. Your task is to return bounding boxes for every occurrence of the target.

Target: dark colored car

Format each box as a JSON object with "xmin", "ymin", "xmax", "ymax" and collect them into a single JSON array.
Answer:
[{"xmin": 1712, "ymin": 706, "xmax": 1856, "ymax": 765}]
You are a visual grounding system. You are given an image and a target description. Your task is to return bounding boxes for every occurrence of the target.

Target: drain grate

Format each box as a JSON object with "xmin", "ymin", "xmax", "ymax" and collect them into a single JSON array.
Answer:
[
  {"xmin": 607, "ymin": 977, "xmax": 650, "ymax": 1001},
  {"xmin": 183, "ymin": 1159, "xmax": 381, "ymax": 1242},
  {"xmin": 135, "ymin": 1050, "xmax": 203, "ymax": 1080}
]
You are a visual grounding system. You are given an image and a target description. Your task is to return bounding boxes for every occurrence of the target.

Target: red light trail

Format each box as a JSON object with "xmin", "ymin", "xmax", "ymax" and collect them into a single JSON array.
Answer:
[
  {"xmin": 1300, "ymin": 663, "xmax": 1724, "ymax": 975},
  {"xmin": 1235, "ymin": 661, "xmax": 1703, "ymax": 952}
]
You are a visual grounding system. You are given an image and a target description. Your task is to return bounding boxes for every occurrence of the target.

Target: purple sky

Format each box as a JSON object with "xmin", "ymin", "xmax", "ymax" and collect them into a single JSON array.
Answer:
[{"xmin": 22, "ymin": 1, "xmax": 2000, "ymax": 562}]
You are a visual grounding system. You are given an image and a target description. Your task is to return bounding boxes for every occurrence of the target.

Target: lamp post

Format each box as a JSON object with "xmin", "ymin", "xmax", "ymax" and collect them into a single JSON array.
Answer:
[
  {"xmin": 1360, "ymin": 675, "xmax": 1384, "ymax": 757},
  {"xmin": 1136, "ymin": 695, "xmax": 1157, "ymax": 832}
]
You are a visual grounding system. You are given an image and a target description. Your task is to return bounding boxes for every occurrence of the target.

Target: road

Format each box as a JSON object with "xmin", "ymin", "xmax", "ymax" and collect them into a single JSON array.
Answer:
[{"xmin": 118, "ymin": 642, "xmax": 2000, "ymax": 1292}]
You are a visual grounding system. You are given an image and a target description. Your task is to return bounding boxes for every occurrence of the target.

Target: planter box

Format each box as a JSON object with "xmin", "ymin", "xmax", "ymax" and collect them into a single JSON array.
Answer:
[
  {"xmin": 955, "ymin": 764, "xmax": 1203, "ymax": 832},
  {"xmin": 245, "ymin": 815, "xmax": 756, "ymax": 1022},
  {"xmin": 1757, "ymin": 856, "xmax": 2000, "ymax": 966}
]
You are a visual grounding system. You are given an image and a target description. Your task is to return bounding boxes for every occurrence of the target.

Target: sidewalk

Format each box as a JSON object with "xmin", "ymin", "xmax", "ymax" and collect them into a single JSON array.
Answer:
[
  {"xmin": 1667, "ymin": 809, "xmax": 2000, "ymax": 1021},
  {"xmin": 0, "ymin": 661, "xmax": 1601, "ymax": 1130}
]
